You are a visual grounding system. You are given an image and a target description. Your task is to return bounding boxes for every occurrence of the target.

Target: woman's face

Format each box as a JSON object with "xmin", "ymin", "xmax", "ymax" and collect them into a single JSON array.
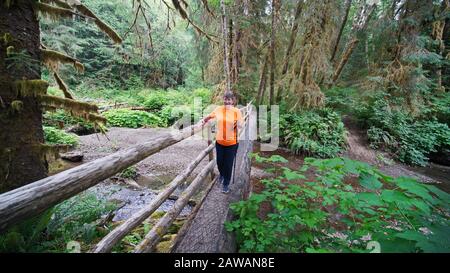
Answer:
[{"xmin": 224, "ymin": 97, "xmax": 234, "ymax": 106}]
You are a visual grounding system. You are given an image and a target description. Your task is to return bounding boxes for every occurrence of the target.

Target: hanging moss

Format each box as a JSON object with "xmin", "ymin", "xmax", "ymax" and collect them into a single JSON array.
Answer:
[
  {"xmin": 6, "ymin": 46, "xmax": 14, "ymax": 56},
  {"xmin": 2, "ymin": 0, "xmax": 14, "ymax": 8},
  {"xmin": 40, "ymin": 0, "xmax": 72, "ymax": 10},
  {"xmin": 73, "ymin": 3, "xmax": 122, "ymax": 44},
  {"xmin": 85, "ymin": 113, "xmax": 107, "ymax": 124},
  {"xmin": 35, "ymin": 2, "xmax": 77, "ymax": 21},
  {"xmin": 10, "ymin": 100, "xmax": 23, "ymax": 112},
  {"xmin": 12, "ymin": 80, "xmax": 49, "ymax": 98},
  {"xmin": 41, "ymin": 48, "xmax": 85, "ymax": 73},
  {"xmin": 39, "ymin": 94, "xmax": 98, "ymax": 113}
]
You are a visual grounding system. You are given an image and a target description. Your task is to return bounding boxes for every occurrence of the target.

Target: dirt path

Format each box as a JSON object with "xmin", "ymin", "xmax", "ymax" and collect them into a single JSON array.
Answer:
[{"xmin": 341, "ymin": 116, "xmax": 449, "ymax": 189}]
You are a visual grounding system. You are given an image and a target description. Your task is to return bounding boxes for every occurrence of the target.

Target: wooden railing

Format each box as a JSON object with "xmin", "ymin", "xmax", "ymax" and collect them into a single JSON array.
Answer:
[{"xmin": 0, "ymin": 103, "xmax": 253, "ymax": 253}]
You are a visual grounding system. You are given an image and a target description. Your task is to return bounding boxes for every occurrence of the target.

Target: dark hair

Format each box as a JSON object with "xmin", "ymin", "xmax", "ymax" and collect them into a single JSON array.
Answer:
[{"xmin": 223, "ymin": 91, "xmax": 235, "ymax": 99}]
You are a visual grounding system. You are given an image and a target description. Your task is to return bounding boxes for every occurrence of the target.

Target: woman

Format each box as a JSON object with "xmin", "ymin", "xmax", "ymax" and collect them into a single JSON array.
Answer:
[{"xmin": 201, "ymin": 92, "xmax": 243, "ymax": 193}]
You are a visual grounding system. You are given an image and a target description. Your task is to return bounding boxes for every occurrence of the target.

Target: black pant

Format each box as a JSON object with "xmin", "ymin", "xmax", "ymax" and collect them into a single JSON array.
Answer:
[{"xmin": 215, "ymin": 142, "xmax": 239, "ymax": 187}]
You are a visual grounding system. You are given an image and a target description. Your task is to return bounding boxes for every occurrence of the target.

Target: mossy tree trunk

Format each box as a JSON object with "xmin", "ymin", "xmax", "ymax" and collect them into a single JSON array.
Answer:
[{"xmin": 0, "ymin": 0, "xmax": 47, "ymax": 193}]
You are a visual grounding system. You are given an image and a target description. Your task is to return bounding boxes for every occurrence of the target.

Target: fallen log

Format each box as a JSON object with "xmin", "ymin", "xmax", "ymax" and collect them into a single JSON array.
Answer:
[
  {"xmin": 91, "ymin": 143, "xmax": 214, "ymax": 253},
  {"xmin": 0, "ymin": 124, "xmax": 203, "ymax": 233}
]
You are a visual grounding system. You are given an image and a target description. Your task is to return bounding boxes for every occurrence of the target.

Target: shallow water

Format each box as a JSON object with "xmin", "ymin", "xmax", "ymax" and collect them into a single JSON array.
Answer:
[
  {"xmin": 88, "ymin": 182, "xmax": 192, "ymax": 222},
  {"xmin": 407, "ymin": 163, "xmax": 450, "ymax": 193}
]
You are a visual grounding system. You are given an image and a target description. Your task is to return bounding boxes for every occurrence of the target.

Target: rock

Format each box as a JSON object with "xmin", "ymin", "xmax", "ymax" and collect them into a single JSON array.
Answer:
[
  {"xmin": 168, "ymin": 194, "xmax": 196, "ymax": 207},
  {"xmin": 66, "ymin": 124, "xmax": 97, "ymax": 136},
  {"xmin": 61, "ymin": 151, "xmax": 84, "ymax": 162}
]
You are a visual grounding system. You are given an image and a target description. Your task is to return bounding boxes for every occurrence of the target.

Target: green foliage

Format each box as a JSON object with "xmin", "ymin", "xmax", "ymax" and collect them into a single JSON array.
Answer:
[
  {"xmin": 40, "ymin": 0, "xmax": 201, "ymax": 90},
  {"xmin": 43, "ymin": 126, "xmax": 79, "ymax": 147},
  {"xmin": 226, "ymin": 155, "xmax": 450, "ymax": 253},
  {"xmin": 280, "ymin": 108, "xmax": 347, "ymax": 158},
  {"xmin": 425, "ymin": 92, "xmax": 450, "ymax": 126},
  {"xmin": 43, "ymin": 109, "xmax": 95, "ymax": 131},
  {"xmin": 103, "ymin": 109, "xmax": 163, "ymax": 128},
  {"xmin": 0, "ymin": 193, "xmax": 116, "ymax": 252},
  {"xmin": 5, "ymin": 49, "xmax": 40, "ymax": 76},
  {"xmin": 324, "ymin": 87, "xmax": 358, "ymax": 114},
  {"xmin": 356, "ymin": 92, "xmax": 450, "ymax": 166},
  {"xmin": 119, "ymin": 166, "xmax": 137, "ymax": 179}
]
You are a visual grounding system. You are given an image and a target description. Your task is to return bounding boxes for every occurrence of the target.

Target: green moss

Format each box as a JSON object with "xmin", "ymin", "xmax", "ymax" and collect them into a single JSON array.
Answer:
[
  {"xmin": 12, "ymin": 80, "xmax": 49, "ymax": 98},
  {"xmin": 6, "ymin": 46, "xmax": 14, "ymax": 56},
  {"xmin": 10, "ymin": 100, "xmax": 23, "ymax": 112},
  {"xmin": 39, "ymin": 94, "xmax": 98, "ymax": 114},
  {"xmin": 167, "ymin": 219, "xmax": 185, "ymax": 234},
  {"xmin": 150, "ymin": 211, "xmax": 166, "ymax": 220},
  {"xmin": 1, "ymin": 32, "xmax": 13, "ymax": 45},
  {"xmin": 41, "ymin": 48, "xmax": 84, "ymax": 73}
]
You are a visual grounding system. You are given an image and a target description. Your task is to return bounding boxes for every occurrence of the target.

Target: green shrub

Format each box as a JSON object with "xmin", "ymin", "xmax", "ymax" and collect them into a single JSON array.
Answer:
[
  {"xmin": 356, "ymin": 92, "xmax": 450, "ymax": 166},
  {"xmin": 142, "ymin": 90, "xmax": 189, "ymax": 111},
  {"xmin": 425, "ymin": 92, "xmax": 450, "ymax": 126},
  {"xmin": 191, "ymin": 87, "xmax": 212, "ymax": 104},
  {"xmin": 226, "ymin": 155, "xmax": 450, "ymax": 253},
  {"xmin": 280, "ymin": 108, "xmax": 347, "ymax": 158},
  {"xmin": 43, "ymin": 110, "xmax": 95, "ymax": 131},
  {"xmin": 143, "ymin": 92, "xmax": 171, "ymax": 111},
  {"xmin": 324, "ymin": 86, "xmax": 358, "ymax": 114},
  {"xmin": 103, "ymin": 109, "xmax": 163, "ymax": 128},
  {"xmin": 119, "ymin": 166, "xmax": 137, "ymax": 179},
  {"xmin": 0, "ymin": 192, "xmax": 116, "ymax": 252},
  {"xmin": 43, "ymin": 126, "xmax": 79, "ymax": 147}
]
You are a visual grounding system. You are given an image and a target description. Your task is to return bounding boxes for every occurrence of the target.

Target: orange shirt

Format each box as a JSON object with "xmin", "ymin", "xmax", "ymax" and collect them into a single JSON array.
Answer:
[{"xmin": 207, "ymin": 106, "xmax": 243, "ymax": 146}]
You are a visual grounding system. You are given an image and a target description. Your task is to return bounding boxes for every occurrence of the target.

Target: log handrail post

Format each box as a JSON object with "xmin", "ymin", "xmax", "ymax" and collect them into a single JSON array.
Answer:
[{"xmin": 207, "ymin": 123, "xmax": 215, "ymax": 182}]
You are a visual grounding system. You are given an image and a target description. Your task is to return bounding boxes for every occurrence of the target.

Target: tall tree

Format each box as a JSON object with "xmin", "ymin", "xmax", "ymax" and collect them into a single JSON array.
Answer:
[
  {"xmin": 276, "ymin": 0, "xmax": 304, "ymax": 102},
  {"xmin": 268, "ymin": 0, "xmax": 280, "ymax": 106},
  {"xmin": 220, "ymin": 0, "xmax": 232, "ymax": 92},
  {"xmin": 330, "ymin": 0, "xmax": 353, "ymax": 63},
  {"xmin": 332, "ymin": 0, "xmax": 377, "ymax": 84},
  {"xmin": 286, "ymin": 0, "xmax": 339, "ymax": 108},
  {"xmin": 0, "ymin": 0, "xmax": 120, "ymax": 193}
]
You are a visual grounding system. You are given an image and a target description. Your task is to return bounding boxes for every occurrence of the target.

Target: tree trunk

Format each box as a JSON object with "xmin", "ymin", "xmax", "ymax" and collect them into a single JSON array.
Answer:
[
  {"xmin": 443, "ymin": 16, "xmax": 450, "ymax": 90},
  {"xmin": 276, "ymin": 0, "xmax": 303, "ymax": 102},
  {"xmin": 330, "ymin": 0, "xmax": 352, "ymax": 63},
  {"xmin": 331, "ymin": 1, "xmax": 376, "ymax": 84},
  {"xmin": 432, "ymin": 0, "xmax": 449, "ymax": 92},
  {"xmin": 220, "ymin": 0, "xmax": 231, "ymax": 92},
  {"xmin": 256, "ymin": 52, "xmax": 269, "ymax": 106},
  {"xmin": 0, "ymin": 0, "xmax": 47, "ymax": 193},
  {"xmin": 269, "ymin": 0, "xmax": 279, "ymax": 106}
]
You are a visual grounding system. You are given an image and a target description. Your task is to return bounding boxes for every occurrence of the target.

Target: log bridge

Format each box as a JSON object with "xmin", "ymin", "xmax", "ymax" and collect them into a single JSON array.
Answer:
[{"xmin": 0, "ymin": 104, "xmax": 254, "ymax": 253}]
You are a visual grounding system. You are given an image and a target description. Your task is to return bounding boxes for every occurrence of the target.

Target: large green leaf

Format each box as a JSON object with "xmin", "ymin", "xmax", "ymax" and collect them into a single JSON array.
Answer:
[
  {"xmin": 395, "ymin": 177, "xmax": 434, "ymax": 203},
  {"xmin": 359, "ymin": 173, "xmax": 383, "ymax": 190}
]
